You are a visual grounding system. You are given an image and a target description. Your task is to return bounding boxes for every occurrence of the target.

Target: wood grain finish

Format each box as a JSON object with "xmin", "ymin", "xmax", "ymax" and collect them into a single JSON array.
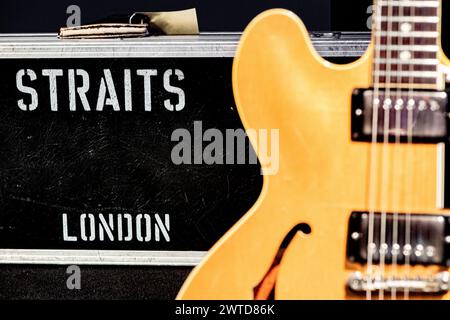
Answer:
[{"xmin": 177, "ymin": 9, "xmax": 450, "ymax": 299}]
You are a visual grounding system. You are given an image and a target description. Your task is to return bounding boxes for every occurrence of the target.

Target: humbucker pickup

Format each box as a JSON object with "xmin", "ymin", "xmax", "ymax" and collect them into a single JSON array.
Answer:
[
  {"xmin": 351, "ymin": 89, "xmax": 449, "ymax": 143},
  {"xmin": 346, "ymin": 212, "xmax": 450, "ymax": 266}
]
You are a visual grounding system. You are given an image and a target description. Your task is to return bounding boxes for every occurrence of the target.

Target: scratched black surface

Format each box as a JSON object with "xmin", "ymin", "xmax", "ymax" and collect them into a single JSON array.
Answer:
[
  {"xmin": 0, "ymin": 58, "xmax": 263, "ymax": 250},
  {"xmin": 0, "ymin": 265, "xmax": 192, "ymax": 300}
]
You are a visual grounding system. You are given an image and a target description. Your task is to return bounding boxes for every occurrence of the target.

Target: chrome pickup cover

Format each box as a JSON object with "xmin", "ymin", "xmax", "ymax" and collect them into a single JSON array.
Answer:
[
  {"xmin": 351, "ymin": 89, "xmax": 449, "ymax": 143},
  {"xmin": 347, "ymin": 212, "xmax": 450, "ymax": 266}
]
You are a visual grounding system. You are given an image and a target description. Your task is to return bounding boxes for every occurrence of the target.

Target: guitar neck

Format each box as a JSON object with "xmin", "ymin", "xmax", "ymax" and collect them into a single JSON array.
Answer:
[{"xmin": 373, "ymin": 0, "xmax": 443, "ymax": 89}]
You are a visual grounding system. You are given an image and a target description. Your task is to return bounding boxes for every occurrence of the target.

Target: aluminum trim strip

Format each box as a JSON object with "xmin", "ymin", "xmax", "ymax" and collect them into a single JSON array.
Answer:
[
  {"xmin": 0, "ymin": 249, "xmax": 207, "ymax": 266},
  {"xmin": 0, "ymin": 32, "xmax": 371, "ymax": 58}
]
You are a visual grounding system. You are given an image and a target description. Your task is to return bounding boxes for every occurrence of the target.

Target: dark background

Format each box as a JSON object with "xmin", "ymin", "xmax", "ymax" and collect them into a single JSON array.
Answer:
[
  {"xmin": 0, "ymin": 0, "xmax": 447, "ymax": 54},
  {"xmin": 331, "ymin": 0, "xmax": 449, "ymax": 53},
  {"xmin": 1, "ymin": 0, "xmax": 448, "ymax": 55},
  {"xmin": 0, "ymin": 0, "xmax": 330, "ymax": 33}
]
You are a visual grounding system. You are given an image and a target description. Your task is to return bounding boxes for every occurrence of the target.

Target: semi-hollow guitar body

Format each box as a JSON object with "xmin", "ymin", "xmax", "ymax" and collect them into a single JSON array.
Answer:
[{"xmin": 178, "ymin": 8, "xmax": 450, "ymax": 299}]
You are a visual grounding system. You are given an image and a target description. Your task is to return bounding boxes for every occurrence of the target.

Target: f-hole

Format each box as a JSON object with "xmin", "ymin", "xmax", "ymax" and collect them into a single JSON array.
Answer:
[{"xmin": 253, "ymin": 223, "xmax": 311, "ymax": 300}]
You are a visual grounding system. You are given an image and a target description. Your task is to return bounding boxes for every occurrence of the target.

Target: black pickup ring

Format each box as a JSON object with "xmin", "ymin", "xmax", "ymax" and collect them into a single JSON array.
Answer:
[
  {"xmin": 347, "ymin": 212, "xmax": 450, "ymax": 266},
  {"xmin": 351, "ymin": 89, "xmax": 450, "ymax": 143}
]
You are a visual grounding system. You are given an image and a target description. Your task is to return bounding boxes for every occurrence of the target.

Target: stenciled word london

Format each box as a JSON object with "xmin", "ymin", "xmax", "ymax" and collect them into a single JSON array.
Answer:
[
  {"xmin": 62, "ymin": 213, "xmax": 171, "ymax": 243},
  {"xmin": 15, "ymin": 68, "xmax": 185, "ymax": 112}
]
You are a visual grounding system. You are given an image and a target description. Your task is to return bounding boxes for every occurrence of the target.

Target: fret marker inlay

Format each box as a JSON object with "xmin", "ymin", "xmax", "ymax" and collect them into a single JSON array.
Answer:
[
  {"xmin": 401, "ymin": 22, "xmax": 412, "ymax": 32},
  {"xmin": 400, "ymin": 51, "xmax": 412, "ymax": 60}
]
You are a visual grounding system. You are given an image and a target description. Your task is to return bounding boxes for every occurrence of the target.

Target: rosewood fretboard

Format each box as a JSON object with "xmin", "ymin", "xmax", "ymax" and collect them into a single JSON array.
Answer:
[{"xmin": 373, "ymin": 0, "xmax": 443, "ymax": 89}]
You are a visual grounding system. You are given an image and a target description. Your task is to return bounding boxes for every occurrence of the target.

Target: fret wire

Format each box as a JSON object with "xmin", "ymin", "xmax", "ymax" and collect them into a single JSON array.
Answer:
[
  {"xmin": 375, "ymin": 31, "xmax": 439, "ymax": 37},
  {"xmin": 374, "ymin": 58, "xmax": 439, "ymax": 65},
  {"xmin": 374, "ymin": 70, "xmax": 439, "ymax": 77},
  {"xmin": 377, "ymin": 45, "xmax": 439, "ymax": 51},
  {"xmin": 377, "ymin": 16, "xmax": 440, "ymax": 23}
]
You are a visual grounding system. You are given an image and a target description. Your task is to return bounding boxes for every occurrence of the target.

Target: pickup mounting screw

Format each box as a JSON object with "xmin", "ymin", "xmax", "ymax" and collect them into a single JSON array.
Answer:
[
  {"xmin": 415, "ymin": 244, "xmax": 424, "ymax": 257},
  {"xmin": 368, "ymin": 243, "xmax": 377, "ymax": 255},
  {"xmin": 426, "ymin": 246, "xmax": 436, "ymax": 258},
  {"xmin": 403, "ymin": 244, "xmax": 412, "ymax": 256},
  {"xmin": 418, "ymin": 100, "xmax": 427, "ymax": 111},
  {"xmin": 383, "ymin": 98, "xmax": 392, "ymax": 110},
  {"xmin": 380, "ymin": 243, "xmax": 389, "ymax": 255},
  {"xmin": 395, "ymin": 99, "xmax": 404, "ymax": 110},
  {"xmin": 391, "ymin": 243, "xmax": 400, "ymax": 256},
  {"xmin": 430, "ymin": 100, "xmax": 440, "ymax": 112},
  {"xmin": 407, "ymin": 99, "xmax": 415, "ymax": 110}
]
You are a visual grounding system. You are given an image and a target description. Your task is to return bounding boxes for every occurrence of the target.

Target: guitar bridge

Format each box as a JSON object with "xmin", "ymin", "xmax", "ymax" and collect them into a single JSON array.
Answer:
[{"xmin": 347, "ymin": 272, "xmax": 450, "ymax": 294}]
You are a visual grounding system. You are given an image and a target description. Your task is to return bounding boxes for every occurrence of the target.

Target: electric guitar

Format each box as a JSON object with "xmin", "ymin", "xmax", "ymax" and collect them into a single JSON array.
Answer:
[{"xmin": 178, "ymin": 1, "xmax": 450, "ymax": 299}]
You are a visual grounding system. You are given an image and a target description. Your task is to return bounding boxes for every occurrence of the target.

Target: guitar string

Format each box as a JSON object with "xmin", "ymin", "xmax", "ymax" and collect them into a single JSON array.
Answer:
[
  {"xmin": 403, "ymin": 0, "xmax": 442, "ymax": 299},
  {"xmin": 390, "ymin": 0, "xmax": 406, "ymax": 300},
  {"xmin": 367, "ymin": 0, "xmax": 383, "ymax": 300},
  {"xmin": 433, "ymin": 0, "xmax": 442, "ymax": 290},
  {"xmin": 429, "ymin": 0, "xmax": 442, "ymax": 289},
  {"xmin": 424, "ymin": 0, "xmax": 440, "ymax": 292},
  {"xmin": 378, "ymin": 0, "xmax": 395, "ymax": 300},
  {"xmin": 403, "ymin": 0, "xmax": 417, "ymax": 300}
]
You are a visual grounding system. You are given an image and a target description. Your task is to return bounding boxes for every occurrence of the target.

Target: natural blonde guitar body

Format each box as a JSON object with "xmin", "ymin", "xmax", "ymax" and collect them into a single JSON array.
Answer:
[{"xmin": 178, "ymin": 9, "xmax": 450, "ymax": 300}]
